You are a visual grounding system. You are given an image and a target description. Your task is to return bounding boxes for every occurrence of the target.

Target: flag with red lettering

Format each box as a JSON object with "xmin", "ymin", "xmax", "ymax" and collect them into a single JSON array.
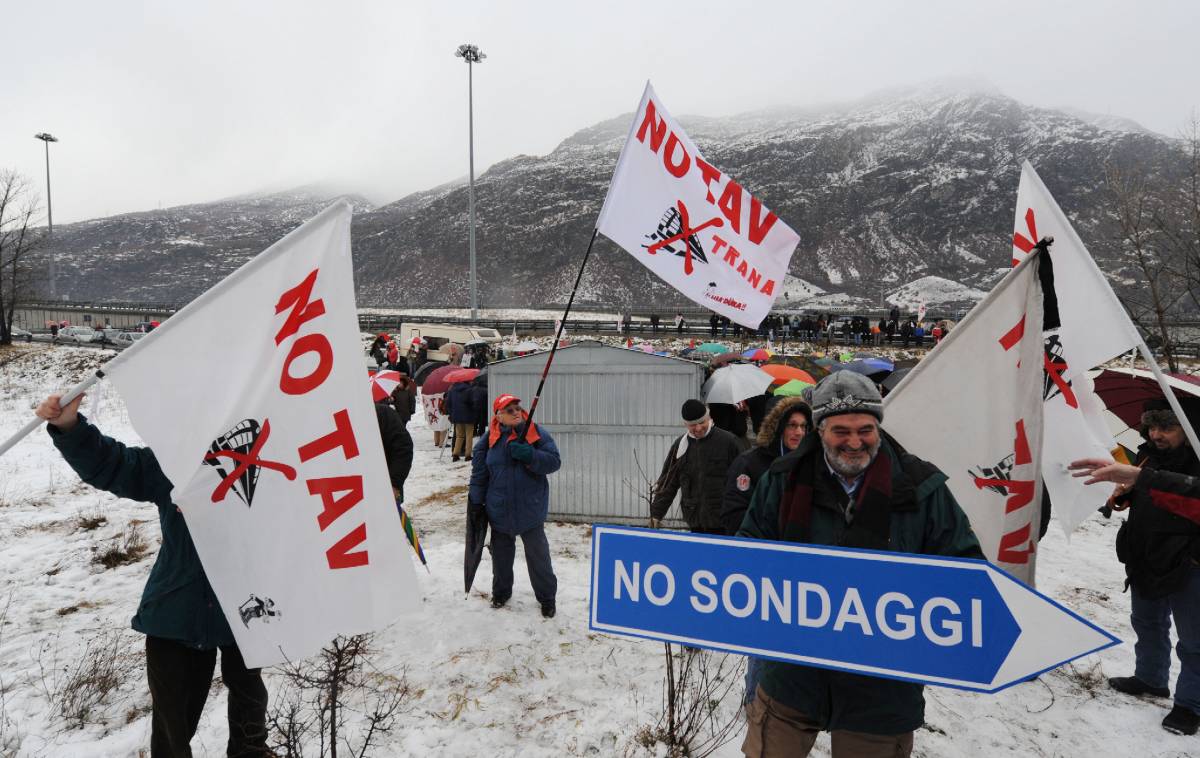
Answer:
[
  {"xmin": 596, "ymin": 82, "xmax": 800, "ymax": 330},
  {"xmin": 1012, "ymin": 161, "xmax": 1142, "ymax": 533},
  {"xmin": 101, "ymin": 201, "xmax": 419, "ymax": 667},
  {"xmin": 884, "ymin": 256, "xmax": 1044, "ymax": 584}
]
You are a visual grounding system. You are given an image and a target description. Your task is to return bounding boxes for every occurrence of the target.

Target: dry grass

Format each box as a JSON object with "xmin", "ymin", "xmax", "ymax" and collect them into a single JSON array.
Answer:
[{"xmin": 93, "ymin": 523, "xmax": 150, "ymax": 569}]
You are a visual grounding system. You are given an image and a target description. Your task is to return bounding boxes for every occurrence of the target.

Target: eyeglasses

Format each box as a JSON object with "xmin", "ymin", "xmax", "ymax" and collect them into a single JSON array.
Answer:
[{"xmin": 784, "ymin": 421, "xmax": 808, "ymax": 432}]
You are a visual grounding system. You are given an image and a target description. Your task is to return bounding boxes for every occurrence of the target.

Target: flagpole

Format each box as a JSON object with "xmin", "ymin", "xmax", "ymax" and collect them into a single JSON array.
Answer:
[
  {"xmin": 520, "ymin": 227, "xmax": 599, "ymax": 440},
  {"xmin": 1135, "ymin": 341, "xmax": 1200, "ymax": 462},
  {"xmin": 0, "ymin": 372, "xmax": 103, "ymax": 458}
]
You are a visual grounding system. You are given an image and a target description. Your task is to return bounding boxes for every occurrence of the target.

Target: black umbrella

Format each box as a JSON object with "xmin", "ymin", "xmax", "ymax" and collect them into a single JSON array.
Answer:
[
  {"xmin": 464, "ymin": 502, "xmax": 490, "ymax": 593},
  {"xmin": 881, "ymin": 367, "xmax": 913, "ymax": 393}
]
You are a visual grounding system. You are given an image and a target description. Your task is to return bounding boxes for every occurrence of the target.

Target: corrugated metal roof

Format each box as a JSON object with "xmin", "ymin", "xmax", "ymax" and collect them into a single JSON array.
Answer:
[{"xmin": 486, "ymin": 341, "xmax": 703, "ymax": 525}]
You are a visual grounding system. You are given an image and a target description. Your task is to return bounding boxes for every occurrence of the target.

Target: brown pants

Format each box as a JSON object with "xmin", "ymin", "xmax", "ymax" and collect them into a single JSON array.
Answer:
[
  {"xmin": 742, "ymin": 686, "xmax": 913, "ymax": 758},
  {"xmin": 452, "ymin": 423, "xmax": 475, "ymax": 458}
]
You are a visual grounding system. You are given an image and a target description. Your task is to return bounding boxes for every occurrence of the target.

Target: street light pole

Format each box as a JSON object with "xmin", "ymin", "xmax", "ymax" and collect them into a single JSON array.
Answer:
[
  {"xmin": 455, "ymin": 43, "xmax": 485, "ymax": 320},
  {"xmin": 34, "ymin": 132, "xmax": 59, "ymax": 299}
]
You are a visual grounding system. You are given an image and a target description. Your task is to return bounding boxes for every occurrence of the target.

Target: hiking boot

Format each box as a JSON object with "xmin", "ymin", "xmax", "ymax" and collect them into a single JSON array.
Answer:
[
  {"xmin": 1108, "ymin": 676, "xmax": 1169, "ymax": 699},
  {"xmin": 452, "ymin": 455, "xmax": 460, "ymax": 463},
  {"xmin": 1162, "ymin": 705, "xmax": 1200, "ymax": 735},
  {"xmin": 491, "ymin": 596, "xmax": 509, "ymax": 609},
  {"xmin": 541, "ymin": 603, "xmax": 556, "ymax": 618}
]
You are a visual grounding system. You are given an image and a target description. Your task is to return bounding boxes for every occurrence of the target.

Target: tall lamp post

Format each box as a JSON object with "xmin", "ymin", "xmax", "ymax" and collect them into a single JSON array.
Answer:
[
  {"xmin": 455, "ymin": 43, "xmax": 485, "ymax": 320},
  {"xmin": 34, "ymin": 132, "xmax": 59, "ymax": 299}
]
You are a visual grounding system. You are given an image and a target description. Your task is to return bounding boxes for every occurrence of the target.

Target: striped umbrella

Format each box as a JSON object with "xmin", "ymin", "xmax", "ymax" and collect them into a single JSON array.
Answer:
[
  {"xmin": 368, "ymin": 370, "xmax": 402, "ymax": 402},
  {"xmin": 397, "ymin": 502, "xmax": 428, "ymax": 571}
]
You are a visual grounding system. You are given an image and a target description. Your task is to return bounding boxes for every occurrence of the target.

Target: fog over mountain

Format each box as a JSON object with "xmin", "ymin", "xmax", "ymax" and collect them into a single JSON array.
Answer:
[{"xmin": 44, "ymin": 84, "xmax": 1183, "ymax": 312}]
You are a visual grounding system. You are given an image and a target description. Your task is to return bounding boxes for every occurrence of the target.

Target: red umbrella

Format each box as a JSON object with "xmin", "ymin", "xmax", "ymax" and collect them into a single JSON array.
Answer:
[
  {"xmin": 368, "ymin": 370, "xmax": 402, "ymax": 401},
  {"xmin": 422, "ymin": 365, "xmax": 460, "ymax": 396},
  {"xmin": 445, "ymin": 368, "xmax": 480, "ymax": 384},
  {"xmin": 1092, "ymin": 368, "xmax": 1200, "ymax": 430},
  {"xmin": 761, "ymin": 364, "xmax": 817, "ymax": 386}
]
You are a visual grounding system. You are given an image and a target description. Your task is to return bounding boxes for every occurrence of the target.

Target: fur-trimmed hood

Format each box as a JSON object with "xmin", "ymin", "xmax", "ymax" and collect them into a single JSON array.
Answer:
[{"xmin": 755, "ymin": 396, "xmax": 813, "ymax": 448}]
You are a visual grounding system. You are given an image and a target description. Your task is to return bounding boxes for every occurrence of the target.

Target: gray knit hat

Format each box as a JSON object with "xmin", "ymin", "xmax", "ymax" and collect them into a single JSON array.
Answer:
[{"xmin": 811, "ymin": 371, "xmax": 884, "ymax": 427}]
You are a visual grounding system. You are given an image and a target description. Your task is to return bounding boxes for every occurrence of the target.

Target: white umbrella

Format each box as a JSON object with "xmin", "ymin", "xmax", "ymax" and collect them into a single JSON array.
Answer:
[{"xmin": 702, "ymin": 363, "xmax": 773, "ymax": 405}]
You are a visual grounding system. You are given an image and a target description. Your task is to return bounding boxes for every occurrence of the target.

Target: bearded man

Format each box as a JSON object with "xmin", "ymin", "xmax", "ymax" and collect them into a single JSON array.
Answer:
[{"xmin": 735, "ymin": 371, "xmax": 983, "ymax": 758}]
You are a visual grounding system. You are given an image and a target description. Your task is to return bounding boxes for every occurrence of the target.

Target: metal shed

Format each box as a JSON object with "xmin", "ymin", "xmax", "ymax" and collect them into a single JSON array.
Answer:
[{"xmin": 486, "ymin": 341, "xmax": 703, "ymax": 525}]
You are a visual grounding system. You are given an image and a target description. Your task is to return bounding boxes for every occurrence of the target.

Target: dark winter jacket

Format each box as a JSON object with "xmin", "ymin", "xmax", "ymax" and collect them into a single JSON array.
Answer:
[
  {"xmin": 709, "ymin": 402, "xmax": 749, "ymax": 442},
  {"xmin": 47, "ymin": 415, "xmax": 235, "ymax": 649},
  {"xmin": 737, "ymin": 432, "xmax": 983, "ymax": 735},
  {"xmin": 390, "ymin": 382, "xmax": 417, "ymax": 425},
  {"xmin": 445, "ymin": 382, "xmax": 475, "ymax": 425},
  {"xmin": 1116, "ymin": 441, "xmax": 1200, "ymax": 598},
  {"xmin": 375, "ymin": 402, "xmax": 414, "ymax": 503},
  {"xmin": 720, "ymin": 397, "xmax": 812, "ymax": 535},
  {"xmin": 469, "ymin": 423, "xmax": 561, "ymax": 535},
  {"xmin": 468, "ymin": 375, "xmax": 489, "ymax": 430},
  {"xmin": 651, "ymin": 425, "xmax": 744, "ymax": 531}
]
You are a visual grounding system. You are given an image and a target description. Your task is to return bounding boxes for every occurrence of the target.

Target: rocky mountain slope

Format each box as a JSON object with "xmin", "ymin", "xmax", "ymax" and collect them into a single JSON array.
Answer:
[{"xmin": 45, "ymin": 84, "xmax": 1182, "ymax": 310}]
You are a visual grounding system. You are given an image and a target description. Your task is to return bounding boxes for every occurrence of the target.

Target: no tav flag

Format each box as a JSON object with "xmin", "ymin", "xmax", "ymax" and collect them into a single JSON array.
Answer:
[
  {"xmin": 102, "ymin": 201, "xmax": 420, "ymax": 667},
  {"xmin": 597, "ymin": 82, "xmax": 800, "ymax": 330},
  {"xmin": 885, "ymin": 255, "xmax": 1045, "ymax": 585}
]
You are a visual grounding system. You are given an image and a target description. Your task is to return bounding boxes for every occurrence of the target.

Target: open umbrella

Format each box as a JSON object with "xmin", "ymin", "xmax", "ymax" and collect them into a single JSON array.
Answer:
[
  {"xmin": 697, "ymin": 342, "xmax": 727, "ymax": 354},
  {"xmin": 711, "ymin": 351, "xmax": 746, "ymax": 367},
  {"xmin": 772, "ymin": 378, "xmax": 814, "ymax": 397},
  {"xmin": 843, "ymin": 358, "xmax": 893, "ymax": 377},
  {"xmin": 464, "ymin": 503, "xmax": 490, "ymax": 593},
  {"xmin": 1092, "ymin": 368, "xmax": 1200, "ymax": 430},
  {"xmin": 761, "ymin": 364, "xmax": 817, "ymax": 386},
  {"xmin": 368, "ymin": 369, "xmax": 402, "ymax": 401},
  {"xmin": 445, "ymin": 368, "xmax": 480, "ymax": 384},
  {"xmin": 743, "ymin": 348, "xmax": 772, "ymax": 361},
  {"xmin": 767, "ymin": 354, "xmax": 831, "ymax": 379},
  {"xmin": 638, "ymin": 343, "xmax": 655, "ymax": 353},
  {"xmin": 881, "ymin": 367, "xmax": 913, "ymax": 393},
  {"xmin": 702, "ymin": 363, "xmax": 774, "ymax": 404},
  {"xmin": 422, "ymin": 364, "xmax": 459, "ymax": 396}
]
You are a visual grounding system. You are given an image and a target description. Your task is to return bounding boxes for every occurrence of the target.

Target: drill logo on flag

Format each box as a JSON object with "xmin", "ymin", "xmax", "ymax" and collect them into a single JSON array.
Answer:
[
  {"xmin": 643, "ymin": 199, "xmax": 722, "ymax": 276},
  {"xmin": 204, "ymin": 418, "xmax": 297, "ymax": 506}
]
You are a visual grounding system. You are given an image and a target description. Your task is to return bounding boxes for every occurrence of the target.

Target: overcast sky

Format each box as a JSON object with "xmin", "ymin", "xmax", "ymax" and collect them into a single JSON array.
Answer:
[{"xmin": 5, "ymin": 0, "xmax": 1197, "ymax": 224}]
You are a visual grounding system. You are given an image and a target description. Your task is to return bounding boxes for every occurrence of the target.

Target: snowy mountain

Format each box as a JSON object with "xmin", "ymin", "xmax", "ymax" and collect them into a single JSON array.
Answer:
[{"xmin": 44, "ymin": 84, "xmax": 1182, "ymax": 310}]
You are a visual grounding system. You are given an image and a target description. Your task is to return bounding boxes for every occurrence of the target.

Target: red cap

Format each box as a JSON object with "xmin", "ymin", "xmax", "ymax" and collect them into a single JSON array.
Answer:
[{"xmin": 493, "ymin": 394, "xmax": 520, "ymax": 413}]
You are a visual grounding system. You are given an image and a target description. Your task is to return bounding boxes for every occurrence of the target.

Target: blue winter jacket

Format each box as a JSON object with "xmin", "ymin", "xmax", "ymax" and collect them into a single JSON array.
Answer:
[
  {"xmin": 48, "ymin": 415, "xmax": 236, "ymax": 649},
  {"xmin": 468, "ymin": 423, "xmax": 561, "ymax": 535}
]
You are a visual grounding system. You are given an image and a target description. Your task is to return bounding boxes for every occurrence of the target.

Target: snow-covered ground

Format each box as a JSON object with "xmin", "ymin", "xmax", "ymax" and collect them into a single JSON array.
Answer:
[{"xmin": 1, "ymin": 342, "xmax": 1197, "ymax": 757}]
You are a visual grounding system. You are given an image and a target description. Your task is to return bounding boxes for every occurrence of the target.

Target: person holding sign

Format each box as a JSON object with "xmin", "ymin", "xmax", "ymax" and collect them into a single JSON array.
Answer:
[
  {"xmin": 736, "ymin": 372, "xmax": 982, "ymax": 757},
  {"xmin": 1070, "ymin": 397, "xmax": 1200, "ymax": 737},
  {"xmin": 469, "ymin": 394, "xmax": 562, "ymax": 618},
  {"xmin": 35, "ymin": 393, "xmax": 269, "ymax": 757}
]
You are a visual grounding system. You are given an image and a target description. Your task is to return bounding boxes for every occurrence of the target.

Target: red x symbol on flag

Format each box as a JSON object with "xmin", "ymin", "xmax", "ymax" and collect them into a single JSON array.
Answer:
[
  {"xmin": 1044, "ymin": 352, "xmax": 1078, "ymax": 409},
  {"xmin": 1012, "ymin": 208, "xmax": 1039, "ymax": 266},
  {"xmin": 646, "ymin": 200, "xmax": 724, "ymax": 275},
  {"xmin": 204, "ymin": 418, "xmax": 298, "ymax": 503}
]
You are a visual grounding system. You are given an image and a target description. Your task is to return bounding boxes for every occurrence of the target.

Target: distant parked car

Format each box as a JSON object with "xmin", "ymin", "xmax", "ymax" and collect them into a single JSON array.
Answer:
[
  {"xmin": 9, "ymin": 326, "xmax": 33, "ymax": 342},
  {"xmin": 114, "ymin": 332, "xmax": 146, "ymax": 348},
  {"xmin": 57, "ymin": 326, "xmax": 97, "ymax": 343}
]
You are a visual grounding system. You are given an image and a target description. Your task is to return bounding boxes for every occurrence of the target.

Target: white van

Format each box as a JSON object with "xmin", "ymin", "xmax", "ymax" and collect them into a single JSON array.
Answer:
[{"xmin": 398, "ymin": 323, "xmax": 502, "ymax": 363}]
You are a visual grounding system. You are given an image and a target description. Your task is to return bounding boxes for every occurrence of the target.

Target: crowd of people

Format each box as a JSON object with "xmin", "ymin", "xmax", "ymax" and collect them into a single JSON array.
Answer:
[{"xmin": 25, "ymin": 319, "xmax": 1200, "ymax": 755}]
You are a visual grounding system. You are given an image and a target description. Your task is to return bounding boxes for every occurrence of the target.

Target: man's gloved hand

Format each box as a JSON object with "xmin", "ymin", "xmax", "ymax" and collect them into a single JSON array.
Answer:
[
  {"xmin": 468, "ymin": 500, "xmax": 486, "ymax": 516},
  {"xmin": 649, "ymin": 518, "xmax": 663, "ymax": 529},
  {"xmin": 509, "ymin": 442, "xmax": 534, "ymax": 463}
]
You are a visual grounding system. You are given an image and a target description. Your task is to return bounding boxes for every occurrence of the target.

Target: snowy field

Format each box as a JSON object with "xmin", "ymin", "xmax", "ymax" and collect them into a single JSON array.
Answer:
[{"xmin": 0, "ymin": 342, "xmax": 1196, "ymax": 757}]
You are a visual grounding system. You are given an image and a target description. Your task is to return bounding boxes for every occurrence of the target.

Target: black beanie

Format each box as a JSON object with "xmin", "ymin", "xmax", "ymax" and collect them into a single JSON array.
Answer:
[{"xmin": 681, "ymin": 399, "xmax": 708, "ymax": 423}]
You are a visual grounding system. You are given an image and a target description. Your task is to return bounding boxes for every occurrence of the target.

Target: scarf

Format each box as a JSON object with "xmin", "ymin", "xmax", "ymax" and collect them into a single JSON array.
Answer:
[
  {"xmin": 487, "ymin": 412, "xmax": 542, "ymax": 449},
  {"xmin": 778, "ymin": 441, "xmax": 895, "ymax": 550}
]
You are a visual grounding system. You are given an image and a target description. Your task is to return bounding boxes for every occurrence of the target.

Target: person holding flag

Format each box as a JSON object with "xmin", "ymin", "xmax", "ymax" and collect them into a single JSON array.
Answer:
[
  {"xmin": 469, "ymin": 394, "xmax": 562, "ymax": 618},
  {"xmin": 35, "ymin": 393, "xmax": 270, "ymax": 757}
]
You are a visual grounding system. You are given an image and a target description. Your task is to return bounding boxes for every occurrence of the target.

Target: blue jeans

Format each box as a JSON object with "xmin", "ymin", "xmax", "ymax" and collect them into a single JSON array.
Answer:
[{"xmin": 1131, "ymin": 565, "xmax": 1200, "ymax": 712}]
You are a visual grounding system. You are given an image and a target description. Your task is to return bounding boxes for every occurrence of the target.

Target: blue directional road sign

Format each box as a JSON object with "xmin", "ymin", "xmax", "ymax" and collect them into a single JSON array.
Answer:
[{"xmin": 589, "ymin": 526, "xmax": 1119, "ymax": 693}]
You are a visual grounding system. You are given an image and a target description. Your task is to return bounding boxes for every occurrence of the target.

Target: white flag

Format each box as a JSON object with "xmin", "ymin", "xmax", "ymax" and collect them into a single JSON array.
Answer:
[
  {"xmin": 1012, "ymin": 161, "xmax": 1141, "ymax": 532},
  {"xmin": 885, "ymin": 256, "xmax": 1044, "ymax": 584},
  {"xmin": 103, "ymin": 201, "xmax": 419, "ymax": 667},
  {"xmin": 597, "ymin": 82, "xmax": 800, "ymax": 329}
]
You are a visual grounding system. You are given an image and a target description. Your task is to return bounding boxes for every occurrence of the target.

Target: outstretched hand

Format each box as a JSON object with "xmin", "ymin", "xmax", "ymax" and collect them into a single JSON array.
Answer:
[
  {"xmin": 35, "ymin": 393, "xmax": 85, "ymax": 431},
  {"xmin": 1068, "ymin": 458, "xmax": 1140, "ymax": 487}
]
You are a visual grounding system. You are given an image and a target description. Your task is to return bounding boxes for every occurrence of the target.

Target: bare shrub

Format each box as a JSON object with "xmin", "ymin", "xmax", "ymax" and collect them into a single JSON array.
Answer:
[
  {"xmin": 93, "ymin": 522, "xmax": 149, "ymax": 569},
  {"xmin": 75, "ymin": 505, "xmax": 107, "ymax": 531},
  {"xmin": 0, "ymin": 592, "xmax": 22, "ymax": 754},
  {"xmin": 632, "ymin": 644, "xmax": 745, "ymax": 757},
  {"xmin": 36, "ymin": 628, "xmax": 140, "ymax": 728},
  {"xmin": 268, "ymin": 634, "xmax": 419, "ymax": 758}
]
